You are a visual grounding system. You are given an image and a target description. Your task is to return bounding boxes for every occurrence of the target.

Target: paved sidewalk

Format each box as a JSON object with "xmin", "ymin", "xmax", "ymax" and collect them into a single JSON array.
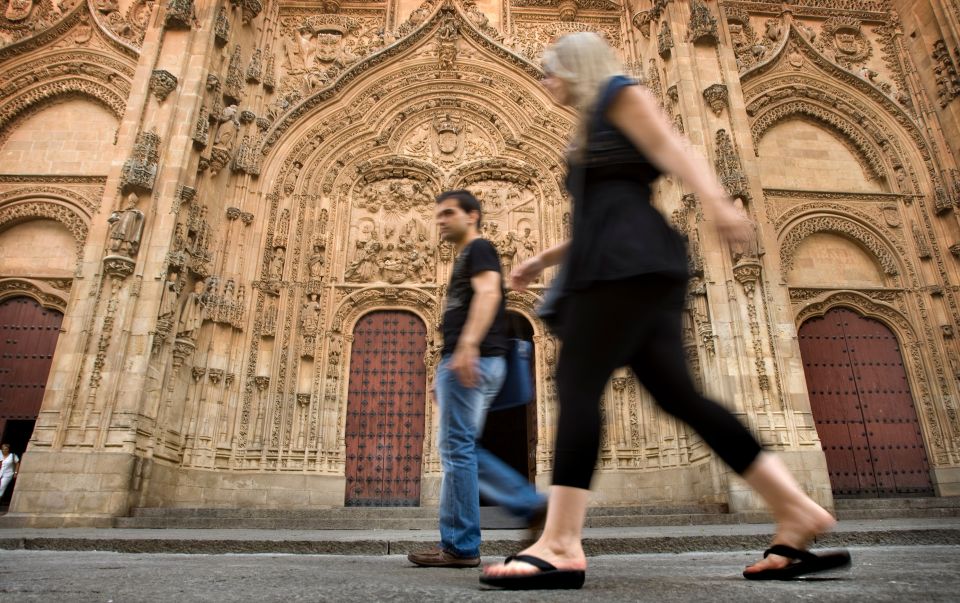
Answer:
[
  {"xmin": 1, "ymin": 518, "xmax": 958, "ymax": 555},
  {"xmin": 1, "ymin": 545, "xmax": 958, "ymax": 602}
]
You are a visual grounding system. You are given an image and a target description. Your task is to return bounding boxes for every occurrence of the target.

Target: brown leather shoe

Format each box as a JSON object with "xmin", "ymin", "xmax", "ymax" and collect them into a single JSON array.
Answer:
[{"xmin": 407, "ymin": 546, "xmax": 480, "ymax": 568}]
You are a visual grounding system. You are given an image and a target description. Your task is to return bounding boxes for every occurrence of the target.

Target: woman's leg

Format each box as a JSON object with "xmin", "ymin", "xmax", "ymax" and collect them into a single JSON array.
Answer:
[
  {"xmin": 628, "ymin": 291, "xmax": 835, "ymax": 572},
  {"xmin": 484, "ymin": 283, "xmax": 648, "ymax": 577}
]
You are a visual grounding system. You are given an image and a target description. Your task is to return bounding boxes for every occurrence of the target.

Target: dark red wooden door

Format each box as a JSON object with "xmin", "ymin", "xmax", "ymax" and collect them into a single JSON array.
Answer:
[
  {"xmin": 344, "ymin": 311, "xmax": 427, "ymax": 507},
  {"xmin": 798, "ymin": 307, "xmax": 932, "ymax": 497},
  {"xmin": 0, "ymin": 297, "xmax": 63, "ymax": 426}
]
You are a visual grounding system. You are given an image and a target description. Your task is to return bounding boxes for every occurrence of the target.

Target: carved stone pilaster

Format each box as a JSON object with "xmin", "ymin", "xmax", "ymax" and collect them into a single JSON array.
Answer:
[
  {"xmin": 120, "ymin": 130, "xmax": 161, "ymax": 193},
  {"xmin": 688, "ymin": 0, "xmax": 718, "ymax": 45},
  {"xmin": 246, "ymin": 49, "xmax": 262, "ymax": 84},
  {"xmin": 932, "ymin": 39, "xmax": 960, "ymax": 108},
  {"xmin": 192, "ymin": 104, "xmax": 210, "ymax": 149},
  {"xmin": 214, "ymin": 7, "xmax": 230, "ymax": 46},
  {"xmin": 262, "ymin": 46, "xmax": 276, "ymax": 91},
  {"xmin": 658, "ymin": 21, "xmax": 674, "ymax": 59},
  {"xmin": 714, "ymin": 129, "xmax": 750, "ymax": 201},
  {"xmin": 224, "ymin": 44, "xmax": 244, "ymax": 105},
  {"xmin": 150, "ymin": 70, "xmax": 178, "ymax": 103},
  {"xmin": 164, "ymin": 0, "xmax": 195, "ymax": 30}
]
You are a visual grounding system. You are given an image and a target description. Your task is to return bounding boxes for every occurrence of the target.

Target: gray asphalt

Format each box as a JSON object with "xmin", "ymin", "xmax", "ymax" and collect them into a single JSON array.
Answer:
[{"xmin": 0, "ymin": 545, "xmax": 956, "ymax": 602}]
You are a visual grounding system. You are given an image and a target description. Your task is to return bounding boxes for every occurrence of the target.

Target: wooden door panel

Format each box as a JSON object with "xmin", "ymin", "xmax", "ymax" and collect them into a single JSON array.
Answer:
[
  {"xmin": 0, "ymin": 297, "xmax": 63, "ymax": 420},
  {"xmin": 799, "ymin": 307, "xmax": 932, "ymax": 497},
  {"xmin": 344, "ymin": 311, "xmax": 426, "ymax": 507}
]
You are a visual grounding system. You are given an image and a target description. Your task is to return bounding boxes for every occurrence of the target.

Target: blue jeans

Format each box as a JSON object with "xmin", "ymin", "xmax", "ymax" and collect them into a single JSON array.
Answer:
[{"xmin": 435, "ymin": 354, "xmax": 546, "ymax": 558}]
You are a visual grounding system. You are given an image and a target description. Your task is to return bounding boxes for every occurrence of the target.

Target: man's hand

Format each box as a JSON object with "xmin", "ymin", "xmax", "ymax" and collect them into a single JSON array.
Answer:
[{"xmin": 450, "ymin": 341, "xmax": 479, "ymax": 388}]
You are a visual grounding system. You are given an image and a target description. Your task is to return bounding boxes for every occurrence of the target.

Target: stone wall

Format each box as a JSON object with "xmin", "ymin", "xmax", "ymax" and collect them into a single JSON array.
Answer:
[{"xmin": 0, "ymin": 1, "xmax": 957, "ymax": 525}]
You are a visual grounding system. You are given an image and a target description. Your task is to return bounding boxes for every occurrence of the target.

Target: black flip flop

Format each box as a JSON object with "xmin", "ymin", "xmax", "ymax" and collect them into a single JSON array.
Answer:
[
  {"xmin": 743, "ymin": 544, "xmax": 852, "ymax": 580},
  {"xmin": 479, "ymin": 554, "xmax": 586, "ymax": 590}
]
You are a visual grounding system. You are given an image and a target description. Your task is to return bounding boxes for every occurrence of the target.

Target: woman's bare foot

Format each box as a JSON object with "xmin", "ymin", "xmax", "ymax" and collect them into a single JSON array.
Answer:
[
  {"xmin": 743, "ymin": 498, "xmax": 837, "ymax": 574},
  {"xmin": 482, "ymin": 537, "xmax": 587, "ymax": 578}
]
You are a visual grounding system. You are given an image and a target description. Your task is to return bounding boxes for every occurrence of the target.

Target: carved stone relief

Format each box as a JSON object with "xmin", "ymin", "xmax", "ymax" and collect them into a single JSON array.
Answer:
[{"xmin": 344, "ymin": 178, "xmax": 436, "ymax": 284}]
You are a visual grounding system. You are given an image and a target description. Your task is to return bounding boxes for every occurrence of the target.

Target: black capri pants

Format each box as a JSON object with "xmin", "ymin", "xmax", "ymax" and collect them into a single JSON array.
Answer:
[{"xmin": 552, "ymin": 274, "xmax": 763, "ymax": 490}]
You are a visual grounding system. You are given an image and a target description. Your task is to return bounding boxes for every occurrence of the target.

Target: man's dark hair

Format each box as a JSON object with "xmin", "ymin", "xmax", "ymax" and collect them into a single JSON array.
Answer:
[{"xmin": 436, "ymin": 189, "xmax": 482, "ymax": 229}]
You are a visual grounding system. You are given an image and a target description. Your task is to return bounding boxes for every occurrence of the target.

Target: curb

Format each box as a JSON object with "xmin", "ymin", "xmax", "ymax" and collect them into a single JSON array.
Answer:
[{"xmin": 2, "ymin": 528, "xmax": 958, "ymax": 555}]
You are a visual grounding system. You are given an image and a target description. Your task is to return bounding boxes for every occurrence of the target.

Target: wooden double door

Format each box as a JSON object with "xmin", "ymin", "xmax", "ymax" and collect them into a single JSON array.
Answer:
[{"xmin": 798, "ymin": 307, "xmax": 932, "ymax": 497}]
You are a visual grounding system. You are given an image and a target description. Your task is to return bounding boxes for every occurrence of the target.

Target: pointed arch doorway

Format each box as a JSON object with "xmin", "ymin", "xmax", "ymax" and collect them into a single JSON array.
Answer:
[
  {"xmin": 344, "ymin": 310, "xmax": 428, "ymax": 507},
  {"xmin": 798, "ymin": 307, "xmax": 932, "ymax": 497}
]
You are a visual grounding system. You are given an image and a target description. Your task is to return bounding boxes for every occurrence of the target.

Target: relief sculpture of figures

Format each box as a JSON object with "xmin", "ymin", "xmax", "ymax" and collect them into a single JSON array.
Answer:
[{"xmin": 107, "ymin": 193, "xmax": 145, "ymax": 258}]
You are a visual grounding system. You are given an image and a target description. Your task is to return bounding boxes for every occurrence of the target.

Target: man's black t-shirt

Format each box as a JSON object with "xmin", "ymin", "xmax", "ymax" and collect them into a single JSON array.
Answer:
[{"xmin": 442, "ymin": 238, "xmax": 509, "ymax": 357}]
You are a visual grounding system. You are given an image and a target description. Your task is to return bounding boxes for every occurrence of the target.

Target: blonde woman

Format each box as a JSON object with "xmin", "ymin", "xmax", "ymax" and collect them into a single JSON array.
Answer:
[{"xmin": 480, "ymin": 32, "xmax": 850, "ymax": 590}]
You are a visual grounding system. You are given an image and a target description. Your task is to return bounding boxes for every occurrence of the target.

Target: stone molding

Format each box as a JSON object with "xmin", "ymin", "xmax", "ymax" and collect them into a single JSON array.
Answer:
[{"xmin": 0, "ymin": 277, "xmax": 68, "ymax": 312}]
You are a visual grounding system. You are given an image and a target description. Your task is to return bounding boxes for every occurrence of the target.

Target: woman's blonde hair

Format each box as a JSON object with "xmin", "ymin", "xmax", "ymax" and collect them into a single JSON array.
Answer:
[{"xmin": 541, "ymin": 32, "xmax": 624, "ymax": 157}]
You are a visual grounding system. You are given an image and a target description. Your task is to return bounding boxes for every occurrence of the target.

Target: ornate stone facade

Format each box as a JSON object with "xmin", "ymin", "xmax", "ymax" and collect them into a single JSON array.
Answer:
[{"xmin": 0, "ymin": 1, "xmax": 959, "ymax": 524}]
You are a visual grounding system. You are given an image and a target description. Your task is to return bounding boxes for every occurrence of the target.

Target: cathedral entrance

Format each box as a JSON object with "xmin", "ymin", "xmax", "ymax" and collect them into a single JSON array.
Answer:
[
  {"xmin": 344, "ymin": 310, "xmax": 428, "ymax": 507},
  {"xmin": 0, "ymin": 296, "xmax": 63, "ymax": 506},
  {"xmin": 480, "ymin": 312, "xmax": 538, "ymax": 501},
  {"xmin": 798, "ymin": 307, "xmax": 933, "ymax": 497}
]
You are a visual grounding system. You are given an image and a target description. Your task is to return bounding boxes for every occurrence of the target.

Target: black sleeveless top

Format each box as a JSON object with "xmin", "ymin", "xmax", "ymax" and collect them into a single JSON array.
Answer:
[{"xmin": 563, "ymin": 75, "xmax": 689, "ymax": 291}]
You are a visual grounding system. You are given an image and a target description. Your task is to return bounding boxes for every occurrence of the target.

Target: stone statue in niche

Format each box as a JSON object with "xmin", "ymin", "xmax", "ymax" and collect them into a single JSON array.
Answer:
[
  {"xmin": 159, "ymin": 271, "xmax": 181, "ymax": 319},
  {"xmin": 214, "ymin": 104, "xmax": 240, "ymax": 150},
  {"xmin": 269, "ymin": 247, "xmax": 285, "ymax": 281},
  {"xmin": 107, "ymin": 193, "xmax": 145, "ymax": 258},
  {"xmin": 495, "ymin": 231, "xmax": 519, "ymax": 275},
  {"xmin": 177, "ymin": 280, "xmax": 207, "ymax": 339},
  {"xmin": 307, "ymin": 242, "xmax": 326, "ymax": 279},
  {"xmin": 300, "ymin": 293, "xmax": 321, "ymax": 334}
]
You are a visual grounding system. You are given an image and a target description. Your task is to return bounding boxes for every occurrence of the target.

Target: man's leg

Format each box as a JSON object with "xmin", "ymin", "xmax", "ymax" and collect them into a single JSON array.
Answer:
[
  {"xmin": 478, "ymin": 448, "xmax": 546, "ymax": 521},
  {"xmin": 474, "ymin": 356, "xmax": 546, "ymax": 521},
  {"xmin": 434, "ymin": 356, "xmax": 487, "ymax": 559}
]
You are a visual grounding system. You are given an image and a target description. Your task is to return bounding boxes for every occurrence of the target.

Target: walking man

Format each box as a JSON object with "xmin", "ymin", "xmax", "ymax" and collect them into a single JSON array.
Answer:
[{"xmin": 407, "ymin": 190, "xmax": 546, "ymax": 568}]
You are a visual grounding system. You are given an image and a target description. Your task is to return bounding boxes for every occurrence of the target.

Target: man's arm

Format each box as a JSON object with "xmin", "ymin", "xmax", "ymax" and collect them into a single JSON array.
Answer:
[{"xmin": 449, "ymin": 270, "xmax": 502, "ymax": 388}]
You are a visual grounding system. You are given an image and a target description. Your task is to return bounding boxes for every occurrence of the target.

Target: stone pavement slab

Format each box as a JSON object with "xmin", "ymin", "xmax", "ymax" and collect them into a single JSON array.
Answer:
[
  {"xmin": 1, "ymin": 545, "xmax": 958, "ymax": 602},
  {"xmin": 0, "ymin": 518, "xmax": 957, "ymax": 555}
]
